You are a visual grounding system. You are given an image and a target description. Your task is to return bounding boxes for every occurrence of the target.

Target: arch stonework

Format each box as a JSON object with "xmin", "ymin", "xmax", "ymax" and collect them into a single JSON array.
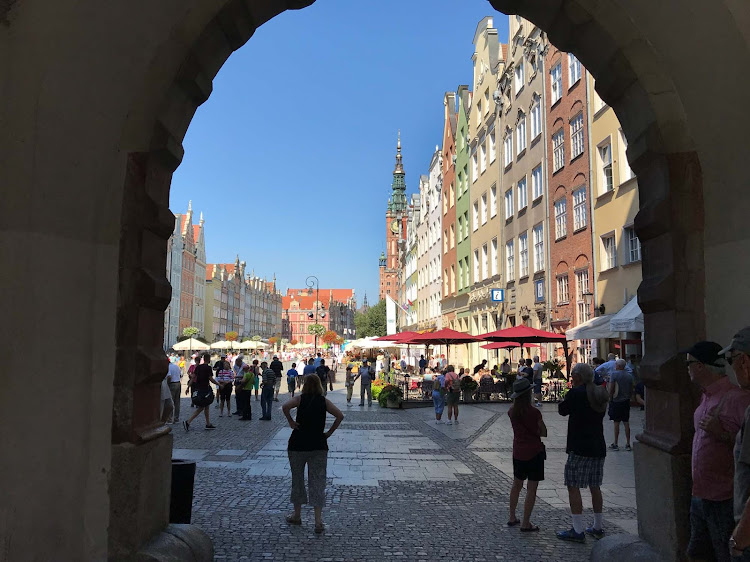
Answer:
[{"xmin": 2, "ymin": 0, "xmax": 750, "ymax": 559}]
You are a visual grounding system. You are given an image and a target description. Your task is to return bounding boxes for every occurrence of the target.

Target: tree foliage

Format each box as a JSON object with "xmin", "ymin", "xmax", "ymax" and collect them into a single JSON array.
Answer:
[
  {"xmin": 225, "ymin": 331, "xmax": 238, "ymax": 341},
  {"xmin": 182, "ymin": 326, "xmax": 199, "ymax": 337},
  {"xmin": 251, "ymin": 335, "xmax": 262, "ymax": 341},
  {"xmin": 290, "ymin": 339, "xmax": 299, "ymax": 345},
  {"xmin": 354, "ymin": 299, "xmax": 386, "ymax": 338},
  {"xmin": 308, "ymin": 324, "xmax": 326, "ymax": 337},
  {"xmin": 268, "ymin": 336, "xmax": 278, "ymax": 345},
  {"xmin": 322, "ymin": 330, "xmax": 338, "ymax": 344},
  {"xmin": 335, "ymin": 335, "xmax": 345, "ymax": 345}
]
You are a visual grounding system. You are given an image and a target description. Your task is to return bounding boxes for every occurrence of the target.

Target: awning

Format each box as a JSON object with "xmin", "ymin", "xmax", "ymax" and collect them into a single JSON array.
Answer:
[
  {"xmin": 565, "ymin": 314, "xmax": 619, "ymax": 340},
  {"xmin": 610, "ymin": 296, "xmax": 644, "ymax": 332}
]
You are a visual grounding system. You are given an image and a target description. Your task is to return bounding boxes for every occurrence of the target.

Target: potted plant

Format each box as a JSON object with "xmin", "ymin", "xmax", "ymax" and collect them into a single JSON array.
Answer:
[
  {"xmin": 378, "ymin": 384, "xmax": 403, "ymax": 408},
  {"xmin": 460, "ymin": 376, "xmax": 478, "ymax": 402}
]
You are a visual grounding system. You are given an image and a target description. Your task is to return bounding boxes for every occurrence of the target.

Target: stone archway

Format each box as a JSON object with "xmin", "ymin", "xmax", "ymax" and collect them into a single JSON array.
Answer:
[{"xmin": 2, "ymin": 0, "xmax": 750, "ymax": 559}]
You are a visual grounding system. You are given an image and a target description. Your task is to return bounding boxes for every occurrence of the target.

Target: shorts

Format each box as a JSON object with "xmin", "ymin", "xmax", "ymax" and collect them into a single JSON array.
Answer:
[
  {"xmin": 687, "ymin": 496, "xmax": 734, "ymax": 562},
  {"xmin": 275, "ymin": 377, "xmax": 281, "ymax": 390},
  {"xmin": 253, "ymin": 377, "xmax": 260, "ymax": 390},
  {"xmin": 288, "ymin": 382, "xmax": 296, "ymax": 393},
  {"xmin": 513, "ymin": 451, "xmax": 545, "ymax": 482},
  {"xmin": 534, "ymin": 380, "xmax": 542, "ymax": 394},
  {"xmin": 445, "ymin": 391, "xmax": 460, "ymax": 406},
  {"xmin": 563, "ymin": 453, "xmax": 604, "ymax": 488},
  {"xmin": 219, "ymin": 384, "xmax": 232, "ymax": 400},
  {"xmin": 608, "ymin": 400, "xmax": 631, "ymax": 422}
]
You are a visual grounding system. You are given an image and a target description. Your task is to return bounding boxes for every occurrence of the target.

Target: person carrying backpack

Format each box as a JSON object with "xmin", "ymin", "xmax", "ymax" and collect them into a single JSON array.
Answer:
[
  {"xmin": 316, "ymin": 359, "xmax": 333, "ymax": 396},
  {"xmin": 287, "ymin": 363, "xmax": 299, "ymax": 398}
]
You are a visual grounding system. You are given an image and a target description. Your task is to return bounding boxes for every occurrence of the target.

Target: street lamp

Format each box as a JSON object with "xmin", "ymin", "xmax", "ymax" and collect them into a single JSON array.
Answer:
[
  {"xmin": 583, "ymin": 291, "xmax": 594, "ymax": 319},
  {"xmin": 306, "ymin": 275, "xmax": 326, "ymax": 355}
]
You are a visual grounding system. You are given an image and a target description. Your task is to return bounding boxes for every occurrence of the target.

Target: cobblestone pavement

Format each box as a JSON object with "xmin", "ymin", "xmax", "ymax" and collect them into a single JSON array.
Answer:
[{"xmin": 171, "ymin": 376, "xmax": 642, "ymax": 561}]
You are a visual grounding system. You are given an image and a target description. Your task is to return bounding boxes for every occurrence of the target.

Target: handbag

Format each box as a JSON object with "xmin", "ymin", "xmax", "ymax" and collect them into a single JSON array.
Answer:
[{"xmin": 191, "ymin": 387, "xmax": 215, "ymax": 408}]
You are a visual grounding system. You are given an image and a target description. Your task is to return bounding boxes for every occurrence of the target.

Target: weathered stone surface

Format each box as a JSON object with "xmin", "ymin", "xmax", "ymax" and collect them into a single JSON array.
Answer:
[{"xmin": 590, "ymin": 533, "xmax": 665, "ymax": 562}]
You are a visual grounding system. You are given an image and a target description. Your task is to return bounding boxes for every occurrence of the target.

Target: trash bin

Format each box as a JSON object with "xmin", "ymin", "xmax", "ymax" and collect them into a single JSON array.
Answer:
[{"xmin": 170, "ymin": 459, "xmax": 196, "ymax": 524}]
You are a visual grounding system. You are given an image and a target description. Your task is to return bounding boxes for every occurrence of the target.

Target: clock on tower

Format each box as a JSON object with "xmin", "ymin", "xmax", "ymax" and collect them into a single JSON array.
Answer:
[{"xmin": 390, "ymin": 219, "xmax": 399, "ymax": 234}]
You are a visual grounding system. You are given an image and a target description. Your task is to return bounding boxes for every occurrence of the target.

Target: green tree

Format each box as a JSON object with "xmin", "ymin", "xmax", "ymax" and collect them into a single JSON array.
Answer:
[
  {"xmin": 354, "ymin": 299, "xmax": 386, "ymax": 338},
  {"xmin": 182, "ymin": 326, "xmax": 199, "ymax": 338},
  {"xmin": 251, "ymin": 335, "xmax": 262, "ymax": 342},
  {"xmin": 308, "ymin": 324, "xmax": 326, "ymax": 337}
]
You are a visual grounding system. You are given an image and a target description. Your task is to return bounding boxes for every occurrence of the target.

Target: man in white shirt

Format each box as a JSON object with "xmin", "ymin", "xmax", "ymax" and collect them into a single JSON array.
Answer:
[
  {"xmin": 167, "ymin": 360, "xmax": 182, "ymax": 424},
  {"xmin": 595, "ymin": 353, "xmax": 617, "ymax": 384},
  {"xmin": 532, "ymin": 356, "xmax": 544, "ymax": 407}
]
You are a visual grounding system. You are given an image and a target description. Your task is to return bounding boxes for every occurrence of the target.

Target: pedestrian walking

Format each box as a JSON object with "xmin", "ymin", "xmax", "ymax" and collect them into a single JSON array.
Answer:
[
  {"xmin": 303, "ymin": 358, "xmax": 317, "ymax": 381},
  {"xmin": 442, "ymin": 365, "xmax": 460, "ymax": 425},
  {"xmin": 316, "ymin": 359, "xmax": 333, "ymax": 396},
  {"xmin": 160, "ymin": 370, "xmax": 174, "ymax": 424},
  {"xmin": 345, "ymin": 365, "xmax": 358, "ymax": 406},
  {"xmin": 721, "ymin": 327, "xmax": 750, "ymax": 559},
  {"xmin": 232, "ymin": 355, "xmax": 245, "ymax": 416},
  {"xmin": 260, "ymin": 361, "xmax": 277, "ymax": 420},
  {"xmin": 521, "ymin": 359, "xmax": 534, "ymax": 384},
  {"xmin": 684, "ymin": 340, "xmax": 750, "ymax": 562},
  {"xmin": 607, "ymin": 359, "xmax": 634, "ymax": 451},
  {"xmin": 282, "ymin": 374, "xmax": 344, "ymax": 534},
  {"xmin": 167, "ymin": 356, "xmax": 182, "ymax": 423},
  {"xmin": 287, "ymin": 363, "xmax": 299, "ymax": 398},
  {"xmin": 271, "ymin": 355, "xmax": 284, "ymax": 402},
  {"xmin": 432, "ymin": 370, "xmax": 446, "ymax": 424},
  {"xmin": 358, "ymin": 360, "xmax": 375, "ymax": 406},
  {"xmin": 507, "ymin": 378, "xmax": 547, "ymax": 532},
  {"xmin": 556, "ymin": 363, "xmax": 610, "ymax": 543},
  {"xmin": 213, "ymin": 354, "xmax": 227, "ymax": 409},
  {"xmin": 184, "ymin": 352, "xmax": 218, "ymax": 431},
  {"xmin": 251, "ymin": 359, "xmax": 261, "ymax": 401}
]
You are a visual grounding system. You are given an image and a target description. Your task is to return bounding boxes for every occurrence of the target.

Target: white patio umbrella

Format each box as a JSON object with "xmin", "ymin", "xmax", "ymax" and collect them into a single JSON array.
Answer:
[
  {"xmin": 172, "ymin": 337, "xmax": 210, "ymax": 351},
  {"xmin": 238, "ymin": 340, "xmax": 260, "ymax": 350},
  {"xmin": 211, "ymin": 340, "xmax": 229, "ymax": 349}
]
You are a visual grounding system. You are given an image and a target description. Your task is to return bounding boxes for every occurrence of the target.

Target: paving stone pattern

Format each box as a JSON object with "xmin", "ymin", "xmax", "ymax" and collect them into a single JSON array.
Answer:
[{"xmin": 172, "ymin": 380, "xmax": 642, "ymax": 561}]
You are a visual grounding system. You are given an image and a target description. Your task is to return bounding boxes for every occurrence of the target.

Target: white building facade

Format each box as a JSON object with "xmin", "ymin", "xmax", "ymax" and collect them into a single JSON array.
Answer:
[
  {"xmin": 164, "ymin": 216, "xmax": 183, "ymax": 349},
  {"xmin": 426, "ymin": 146, "xmax": 443, "ymax": 329}
]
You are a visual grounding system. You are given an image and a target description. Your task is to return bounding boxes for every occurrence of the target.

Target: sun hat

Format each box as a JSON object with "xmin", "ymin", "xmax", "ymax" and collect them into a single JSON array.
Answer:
[{"xmin": 510, "ymin": 377, "xmax": 532, "ymax": 399}]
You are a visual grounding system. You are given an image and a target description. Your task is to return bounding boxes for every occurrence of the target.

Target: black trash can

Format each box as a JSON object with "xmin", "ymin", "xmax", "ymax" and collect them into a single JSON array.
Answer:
[{"xmin": 170, "ymin": 459, "xmax": 196, "ymax": 524}]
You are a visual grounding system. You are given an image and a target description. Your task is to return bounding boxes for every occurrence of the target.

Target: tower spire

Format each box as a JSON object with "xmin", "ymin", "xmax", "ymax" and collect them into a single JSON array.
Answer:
[{"xmin": 388, "ymin": 131, "xmax": 407, "ymax": 213}]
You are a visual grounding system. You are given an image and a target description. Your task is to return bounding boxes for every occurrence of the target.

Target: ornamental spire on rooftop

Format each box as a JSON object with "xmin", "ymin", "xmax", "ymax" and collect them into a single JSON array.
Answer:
[{"xmin": 388, "ymin": 131, "xmax": 407, "ymax": 213}]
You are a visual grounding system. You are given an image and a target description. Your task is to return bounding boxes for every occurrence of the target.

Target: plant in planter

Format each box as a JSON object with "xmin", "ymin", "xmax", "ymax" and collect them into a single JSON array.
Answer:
[
  {"xmin": 460, "ymin": 376, "xmax": 478, "ymax": 402},
  {"xmin": 377, "ymin": 384, "xmax": 403, "ymax": 408}
]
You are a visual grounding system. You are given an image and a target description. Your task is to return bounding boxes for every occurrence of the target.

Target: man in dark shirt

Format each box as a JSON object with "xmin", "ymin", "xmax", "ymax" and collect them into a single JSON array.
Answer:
[
  {"xmin": 521, "ymin": 359, "xmax": 534, "ymax": 383},
  {"xmin": 316, "ymin": 359, "xmax": 333, "ymax": 396},
  {"xmin": 259, "ymin": 361, "xmax": 276, "ymax": 420},
  {"xmin": 419, "ymin": 355, "xmax": 427, "ymax": 374},
  {"xmin": 270, "ymin": 355, "xmax": 284, "ymax": 401},
  {"xmin": 556, "ymin": 363, "xmax": 609, "ymax": 544},
  {"xmin": 474, "ymin": 359, "xmax": 488, "ymax": 374}
]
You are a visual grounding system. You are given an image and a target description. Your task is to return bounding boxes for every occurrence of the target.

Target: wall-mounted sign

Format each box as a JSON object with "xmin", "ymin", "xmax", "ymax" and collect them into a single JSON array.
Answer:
[
  {"xmin": 534, "ymin": 279, "xmax": 545, "ymax": 303},
  {"xmin": 490, "ymin": 289, "xmax": 504, "ymax": 302}
]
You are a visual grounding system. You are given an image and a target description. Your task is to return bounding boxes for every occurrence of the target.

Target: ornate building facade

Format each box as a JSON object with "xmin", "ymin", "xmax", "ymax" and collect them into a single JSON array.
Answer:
[{"xmin": 281, "ymin": 288, "xmax": 356, "ymax": 345}]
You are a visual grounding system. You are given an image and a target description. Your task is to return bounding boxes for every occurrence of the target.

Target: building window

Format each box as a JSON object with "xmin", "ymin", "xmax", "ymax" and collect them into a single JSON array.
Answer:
[
  {"xmin": 533, "ymin": 224, "xmax": 545, "ymax": 272},
  {"xmin": 575, "ymin": 270, "xmax": 591, "ymax": 324},
  {"xmin": 530, "ymin": 95, "xmax": 541, "ymax": 139},
  {"xmin": 443, "ymin": 231, "xmax": 448, "ymax": 253},
  {"xmin": 484, "ymin": 89, "xmax": 490, "ymax": 114},
  {"xmin": 450, "ymin": 224, "xmax": 455, "ymax": 248},
  {"xmin": 473, "ymin": 201, "xmax": 479, "ymax": 231},
  {"xmin": 457, "ymin": 216, "xmax": 463, "ymax": 243},
  {"xmin": 450, "ymin": 265, "xmax": 456, "ymax": 293},
  {"xmin": 491, "ymin": 237, "xmax": 498, "ymax": 277},
  {"xmin": 568, "ymin": 53, "xmax": 581, "ymax": 85},
  {"xmin": 517, "ymin": 176, "xmax": 527, "ymax": 211},
  {"xmin": 482, "ymin": 244, "xmax": 488, "ymax": 280},
  {"xmin": 473, "ymin": 249, "xmax": 480, "ymax": 283},
  {"xmin": 551, "ymin": 63, "xmax": 562, "ymax": 105},
  {"xmin": 458, "ymin": 260, "xmax": 463, "ymax": 291},
  {"xmin": 599, "ymin": 142, "xmax": 613, "ymax": 193},
  {"xmin": 489, "ymin": 131, "xmax": 496, "ymax": 162},
  {"xmin": 519, "ymin": 233, "xmax": 529, "ymax": 278},
  {"xmin": 570, "ymin": 113, "xmax": 584, "ymax": 158},
  {"xmin": 517, "ymin": 112, "xmax": 527, "ymax": 155},
  {"xmin": 464, "ymin": 211, "xmax": 469, "ymax": 239},
  {"xmin": 557, "ymin": 275, "xmax": 570, "ymax": 304},
  {"xmin": 481, "ymin": 193, "xmax": 488, "ymax": 225},
  {"xmin": 625, "ymin": 226, "xmax": 641, "ymax": 263},
  {"xmin": 619, "ymin": 129, "xmax": 634, "ymax": 182},
  {"xmin": 472, "ymin": 153, "xmax": 478, "ymax": 182},
  {"xmin": 450, "ymin": 182, "xmax": 455, "ymax": 207},
  {"xmin": 514, "ymin": 60, "xmax": 525, "ymax": 97},
  {"xmin": 506, "ymin": 240, "xmax": 515, "ymax": 282},
  {"xmin": 602, "ymin": 234, "xmax": 616, "ymax": 270},
  {"xmin": 480, "ymin": 142, "xmax": 487, "ymax": 173},
  {"xmin": 554, "ymin": 198, "xmax": 567, "ymax": 240},
  {"xmin": 553, "ymin": 129, "xmax": 565, "ymax": 172},
  {"xmin": 476, "ymin": 100, "xmax": 482, "ymax": 122},
  {"xmin": 504, "ymin": 133, "xmax": 513, "ymax": 167},
  {"xmin": 504, "ymin": 188, "xmax": 514, "ymax": 219},
  {"xmin": 464, "ymin": 257, "xmax": 470, "ymax": 287},
  {"xmin": 490, "ymin": 184, "xmax": 497, "ymax": 218},
  {"xmin": 532, "ymin": 165, "xmax": 543, "ymax": 200},
  {"xmin": 443, "ymin": 191, "xmax": 448, "ymax": 215},
  {"xmin": 572, "ymin": 186, "xmax": 587, "ymax": 230}
]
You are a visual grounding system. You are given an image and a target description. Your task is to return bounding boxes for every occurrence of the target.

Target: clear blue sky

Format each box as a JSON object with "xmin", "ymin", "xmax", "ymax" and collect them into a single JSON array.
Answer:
[{"xmin": 170, "ymin": 0, "xmax": 510, "ymax": 304}]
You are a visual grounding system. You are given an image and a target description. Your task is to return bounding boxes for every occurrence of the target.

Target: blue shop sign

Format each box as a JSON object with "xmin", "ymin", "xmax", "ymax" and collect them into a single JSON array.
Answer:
[
  {"xmin": 534, "ymin": 279, "xmax": 545, "ymax": 303},
  {"xmin": 490, "ymin": 289, "xmax": 504, "ymax": 302}
]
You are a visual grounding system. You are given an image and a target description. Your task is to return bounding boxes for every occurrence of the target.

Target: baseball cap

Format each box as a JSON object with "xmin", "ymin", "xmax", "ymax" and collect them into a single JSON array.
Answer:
[
  {"xmin": 680, "ymin": 341, "xmax": 724, "ymax": 367},
  {"xmin": 720, "ymin": 326, "xmax": 750, "ymax": 355}
]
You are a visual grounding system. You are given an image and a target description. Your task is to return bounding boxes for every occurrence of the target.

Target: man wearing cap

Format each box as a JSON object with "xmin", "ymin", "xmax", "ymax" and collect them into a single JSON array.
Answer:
[
  {"xmin": 685, "ymin": 340, "xmax": 750, "ymax": 562},
  {"xmin": 723, "ymin": 327, "xmax": 750, "ymax": 559},
  {"xmin": 270, "ymin": 355, "xmax": 284, "ymax": 402}
]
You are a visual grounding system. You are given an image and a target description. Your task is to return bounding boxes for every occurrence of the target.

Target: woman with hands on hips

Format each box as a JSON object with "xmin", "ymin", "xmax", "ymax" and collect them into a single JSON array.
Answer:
[{"xmin": 282, "ymin": 374, "xmax": 344, "ymax": 534}]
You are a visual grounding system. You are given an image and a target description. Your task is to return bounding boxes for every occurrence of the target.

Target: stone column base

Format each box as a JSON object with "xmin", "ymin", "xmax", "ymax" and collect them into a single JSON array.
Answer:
[
  {"xmin": 135, "ymin": 524, "xmax": 213, "ymax": 561},
  {"xmin": 633, "ymin": 441, "xmax": 692, "ymax": 560},
  {"xmin": 590, "ymin": 534, "xmax": 665, "ymax": 562}
]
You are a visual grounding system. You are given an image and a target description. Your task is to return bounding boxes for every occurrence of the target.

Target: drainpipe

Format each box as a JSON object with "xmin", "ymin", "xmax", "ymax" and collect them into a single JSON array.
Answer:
[{"xmin": 586, "ymin": 73, "xmax": 600, "ymax": 358}]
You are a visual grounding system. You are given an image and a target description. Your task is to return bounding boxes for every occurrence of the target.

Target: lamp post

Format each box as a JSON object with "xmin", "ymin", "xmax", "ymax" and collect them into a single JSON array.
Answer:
[
  {"xmin": 306, "ymin": 275, "xmax": 326, "ymax": 355},
  {"xmin": 583, "ymin": 291, "xmax": 594, "ymax": 319}
]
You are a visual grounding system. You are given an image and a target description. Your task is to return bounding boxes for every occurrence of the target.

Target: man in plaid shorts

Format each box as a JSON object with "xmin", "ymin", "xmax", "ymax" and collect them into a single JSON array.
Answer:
[{"xmin": 556, "ymin": 363, "xmax": 610, "ymax": 543}]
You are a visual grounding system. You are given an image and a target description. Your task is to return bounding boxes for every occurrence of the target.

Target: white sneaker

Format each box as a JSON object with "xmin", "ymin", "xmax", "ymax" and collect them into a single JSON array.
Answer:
[
  {"xmin": 454, "ymin": 419, "xmax": 460, "ymax": 424},
  {"xmin": 446, "ymin": 420, "xmax": 453, "ymax": 425},
  {"xmin": 435, "ymin": 419, "xmax": 443, "ymax": 424}
]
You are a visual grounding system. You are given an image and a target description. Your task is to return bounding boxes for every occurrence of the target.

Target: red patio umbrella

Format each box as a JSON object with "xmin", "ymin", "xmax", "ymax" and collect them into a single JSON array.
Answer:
[
  {"xmin": 478, "ymin": 326, "xmax": 571, "ymax": 377},
  {"xmin": 373, "ymin": 331, "xmax": 420, "ymax": 342},
  {"xmin": 402, "ymin": 328, "xmax": 482, "ymax": 363},
  {"xmin": 480, "ymin": 341, "xmax": 540, "ymax": 350}
]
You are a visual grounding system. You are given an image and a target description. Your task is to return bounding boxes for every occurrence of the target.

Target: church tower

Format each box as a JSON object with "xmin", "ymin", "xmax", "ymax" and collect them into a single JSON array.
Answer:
[{"xmin": 379, "ymin": 133, "xmax": 409, "ymax": 301}]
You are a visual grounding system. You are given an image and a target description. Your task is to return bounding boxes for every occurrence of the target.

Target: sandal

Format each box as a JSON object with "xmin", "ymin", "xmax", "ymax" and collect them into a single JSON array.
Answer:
[
  {"xmin": 507, "ymin": 520, "xmax": 520, "ymax": 527},
  {"xmin": 314, "ymin": 522, "xmax": 325, "ymax": 534},
  {"xmin": 520, "ymin": 525, "xmax": 540, "ymax": 532},
  {"xmin": 285, "ymin": 515, "xmax": 301, "ymax": 525}
]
